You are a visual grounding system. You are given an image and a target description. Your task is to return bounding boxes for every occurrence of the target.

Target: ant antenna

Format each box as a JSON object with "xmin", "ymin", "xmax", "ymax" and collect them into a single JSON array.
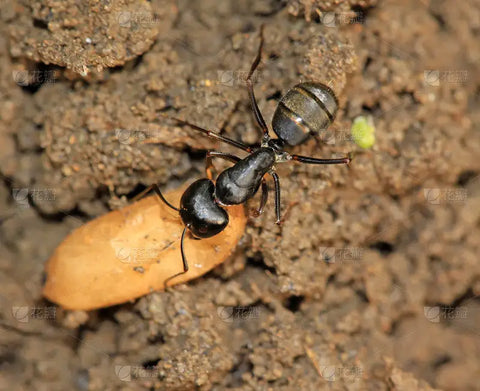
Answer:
[
  {"xmin": 246, "ymin": 24, "xmax": 270, "ymax": 139},
  {"xmin": 132, "ymin": 184, "xmax": 180, "ymax": 211}
]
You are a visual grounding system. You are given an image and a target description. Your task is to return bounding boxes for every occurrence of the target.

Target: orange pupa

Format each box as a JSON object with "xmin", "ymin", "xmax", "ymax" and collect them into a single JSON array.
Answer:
[{"xmin": 43, "ymin": 186, "xmax": 246, "ymax": 310}]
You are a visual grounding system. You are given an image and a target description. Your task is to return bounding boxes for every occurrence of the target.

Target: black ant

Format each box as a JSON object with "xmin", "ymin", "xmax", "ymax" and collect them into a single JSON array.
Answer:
[{"xmin": 146, "ymin": 26, "xmax": 352, "ymax": 287}]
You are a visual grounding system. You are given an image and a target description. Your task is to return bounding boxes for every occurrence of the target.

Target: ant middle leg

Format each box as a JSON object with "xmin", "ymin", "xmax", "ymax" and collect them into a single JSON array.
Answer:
[
  {"xmin": 205, "ymin": 151, "xmax": 241, "ymax": 180},
  {"xmin": 252, "ymin": 178, "xmax": 269, "ymax": 217},
  {"xmin": 269, "ymin": 171, "xmax": 282, "ymax": 225}
]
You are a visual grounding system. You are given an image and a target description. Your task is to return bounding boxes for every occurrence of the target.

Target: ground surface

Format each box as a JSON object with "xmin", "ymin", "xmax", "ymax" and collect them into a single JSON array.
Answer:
[{"xmin": 1, "ymin": 0, "xmax": 479, "ymax": 390}]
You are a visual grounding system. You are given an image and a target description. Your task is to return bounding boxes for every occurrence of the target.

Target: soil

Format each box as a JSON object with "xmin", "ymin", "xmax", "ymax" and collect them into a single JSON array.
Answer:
[{"xmin": 1, "ymin": 0, "xmax": 479, "ymax": 390}]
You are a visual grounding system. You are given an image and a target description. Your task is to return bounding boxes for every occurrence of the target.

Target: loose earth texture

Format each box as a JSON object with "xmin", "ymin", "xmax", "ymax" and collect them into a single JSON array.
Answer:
[{"xmin": 1, "ymin": 0, "xmax": 479, "ymax": 390}]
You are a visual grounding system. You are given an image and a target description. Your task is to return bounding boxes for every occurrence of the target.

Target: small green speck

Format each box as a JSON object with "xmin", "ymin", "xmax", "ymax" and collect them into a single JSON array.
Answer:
[{"xmin": 351, "ymin": 116, "xmax": 376, "ymax": 149}]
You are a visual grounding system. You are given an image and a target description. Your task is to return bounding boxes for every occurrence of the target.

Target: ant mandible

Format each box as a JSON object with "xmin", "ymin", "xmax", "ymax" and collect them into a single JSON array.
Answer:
[{"xmin": 148, "ymin": 26, "xmax": 352, "ymax": 287}]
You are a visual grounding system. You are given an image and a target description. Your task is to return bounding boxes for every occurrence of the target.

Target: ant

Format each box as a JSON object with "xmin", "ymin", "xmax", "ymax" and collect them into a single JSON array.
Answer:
[{"xmin": 146, "ymin": 26, "xmax": 352, "ymax": 287}]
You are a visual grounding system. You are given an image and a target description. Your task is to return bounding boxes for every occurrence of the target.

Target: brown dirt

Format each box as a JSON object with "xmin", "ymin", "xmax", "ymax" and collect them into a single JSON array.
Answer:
[{"xmin": 1, "ymin": 0, "xmax": 479, "ymax": 390}]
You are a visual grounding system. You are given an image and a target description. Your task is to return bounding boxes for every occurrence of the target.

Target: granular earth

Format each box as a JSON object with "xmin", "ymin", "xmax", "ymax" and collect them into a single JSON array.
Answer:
[{"xmin": 1, "ymin": 0, "xmax": 479, "ymax": 390}]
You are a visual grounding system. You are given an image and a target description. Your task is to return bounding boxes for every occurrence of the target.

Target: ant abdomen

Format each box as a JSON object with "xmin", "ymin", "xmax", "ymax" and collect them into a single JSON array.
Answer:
[
  {"xmin": 272, "ymin": 82, "xmax": 338, "ymax": 146},
  {"xmin": 180, "ymin": 179, "xmax": 229, "ymax": 238}
]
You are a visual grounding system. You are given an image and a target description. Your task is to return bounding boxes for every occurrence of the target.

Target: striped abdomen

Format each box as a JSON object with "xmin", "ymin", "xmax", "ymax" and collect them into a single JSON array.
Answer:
[{"xmin": 271, "ymin": 82, "xmax": 338, "ymax": 146}]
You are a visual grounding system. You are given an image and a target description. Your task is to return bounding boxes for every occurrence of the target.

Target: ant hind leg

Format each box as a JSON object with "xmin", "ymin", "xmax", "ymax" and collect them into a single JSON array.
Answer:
[{"xmin": 269, "ymin": 171, "xmax": 282, "ymax": 225}]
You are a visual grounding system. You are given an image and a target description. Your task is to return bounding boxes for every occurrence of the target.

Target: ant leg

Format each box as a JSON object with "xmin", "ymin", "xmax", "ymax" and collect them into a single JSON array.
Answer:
[
  {"xmin": 205, "ymin": 151, "xmax": 241, "ymax": 180},
  {"xmin": 269, "ymin": 172, "xmax": 282, "ymax": 224},
  {"xmin": 252, "ymin": 178, "xmax": 268, "ymax": 217},
  {"xmin": 246, "ymin": 25, "xmax": 270, "ymax": 139},
  {"xmin": 164, "ymin": 227, "xmax": 189, "ymax": 290},
  {"xmin": 132, "ymin": 184, "xmax": 180, "ymax": 211},
  {"xmin": 166, "ymin": 116, "xmax": 253, "ymax": 153},
  {"xmin": 290, "ymin": 153, "xmax": 352, "ymax": 165}
]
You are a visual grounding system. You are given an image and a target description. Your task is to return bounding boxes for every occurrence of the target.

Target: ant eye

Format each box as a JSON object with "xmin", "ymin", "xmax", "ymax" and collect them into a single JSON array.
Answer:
[{"xmin": 199, "ymin": 226, "xmax": 208, "ymax": 233}]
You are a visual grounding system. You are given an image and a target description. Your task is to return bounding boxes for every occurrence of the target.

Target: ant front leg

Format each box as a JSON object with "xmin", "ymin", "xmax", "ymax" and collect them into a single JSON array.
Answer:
[{"xmin": 205, "ymin": 151, "xmax": 241, "ymax": 180}]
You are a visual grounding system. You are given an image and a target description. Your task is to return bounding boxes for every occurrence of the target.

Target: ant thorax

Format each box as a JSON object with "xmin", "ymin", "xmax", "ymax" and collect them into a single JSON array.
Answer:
[
  {"xmin": 263, "ymin": 137, "xmax": 291, "ymax": 163},
  {"xmin": 274, "ymin": 150, "xmax": 291, "ymax": 163}
]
